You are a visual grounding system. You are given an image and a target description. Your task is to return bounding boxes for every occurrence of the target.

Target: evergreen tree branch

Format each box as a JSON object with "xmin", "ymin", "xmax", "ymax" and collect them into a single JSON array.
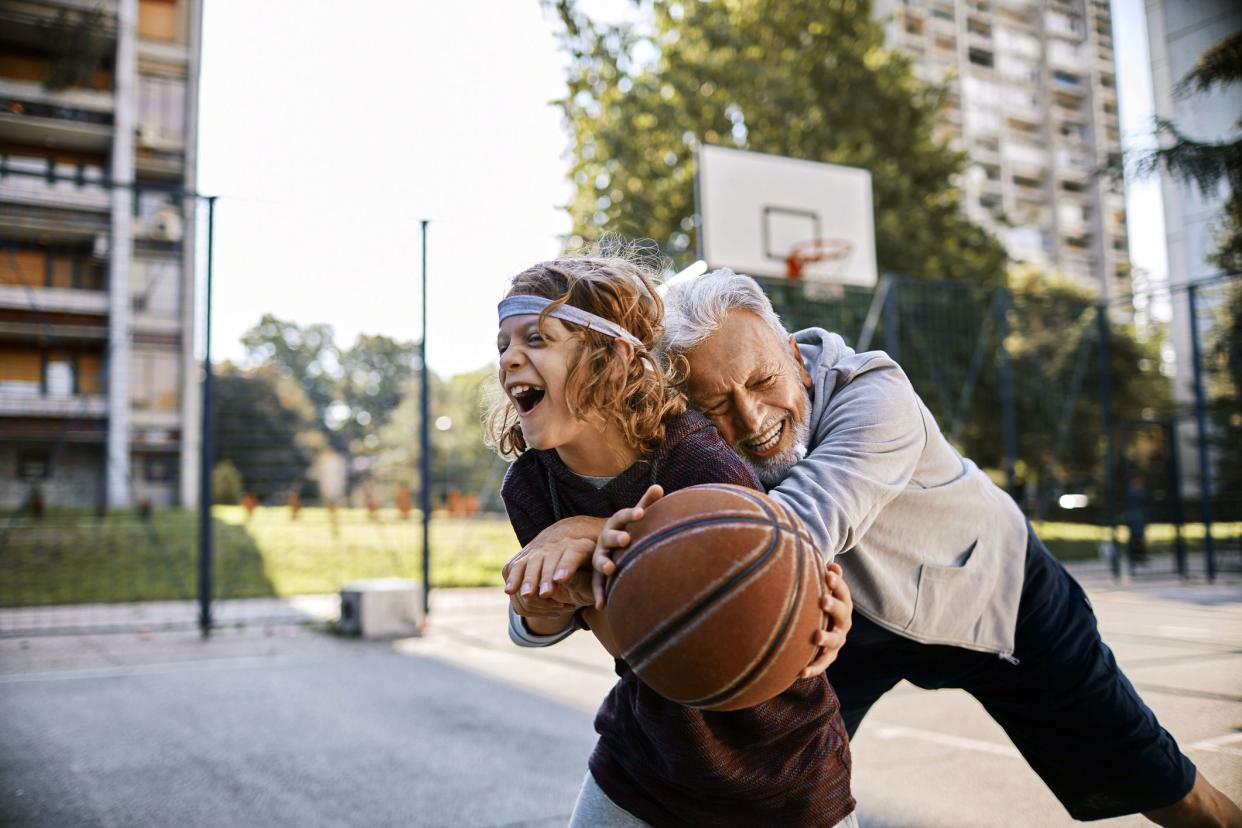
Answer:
[{"xmin": 1175, "ymin": 31, "xmax": 1242, "ymax": 98}]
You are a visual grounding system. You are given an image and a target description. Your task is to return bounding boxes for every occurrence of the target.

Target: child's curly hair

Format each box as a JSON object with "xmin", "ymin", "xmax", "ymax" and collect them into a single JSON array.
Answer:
[{"xmin": 485, "ymin": 245, "xmax": 686, "ymax": 460}]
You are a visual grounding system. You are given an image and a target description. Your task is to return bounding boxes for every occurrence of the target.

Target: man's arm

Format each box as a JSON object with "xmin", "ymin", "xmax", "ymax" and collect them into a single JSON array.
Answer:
[{"xmin": 769, "ymin": 360, "xmax": 927, "ymax": 560}]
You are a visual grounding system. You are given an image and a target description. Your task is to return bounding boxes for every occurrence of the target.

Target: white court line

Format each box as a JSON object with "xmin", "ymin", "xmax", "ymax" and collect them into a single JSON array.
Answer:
[
  {"xmin": 871, "ymin": 724, "xmax": 1022, "ymax": 759},
  {"xmin": 1186, "ymin": 732, "xmax": 1242, "ymax": 758}
]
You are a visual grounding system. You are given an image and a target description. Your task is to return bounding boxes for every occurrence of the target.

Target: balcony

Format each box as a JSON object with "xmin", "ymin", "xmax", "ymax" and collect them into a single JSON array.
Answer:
[
  {"xmin": 0, "ymin": 284, "xmax": 107, "ymax": 315},
  {"xmin": 0, "ymin": 158, "xmax": 110, "ymax": 212},
  {"xmin": 0, "ymin": 389, "xmax": 107, "ymax": 419},
  {"xmin": 1003, "ymin": 142, "xmax": 1048, "ymax": 176},
  {"xmin": 0, "ymin": 4, "xmax": 118, "ymax": 50},
  {"xmin": 0, "ymin": 316, "xmax": 108, "ymax": 343},
  {"xmin": 0, "ymin": 79, "xmax": 114, "ymax": 153}
]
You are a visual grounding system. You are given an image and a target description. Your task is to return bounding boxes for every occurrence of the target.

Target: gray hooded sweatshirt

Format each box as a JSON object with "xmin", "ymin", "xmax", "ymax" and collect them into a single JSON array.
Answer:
[{"xmin": 770, "ymin": 328, "xmax": 1029, "ymax": 656}]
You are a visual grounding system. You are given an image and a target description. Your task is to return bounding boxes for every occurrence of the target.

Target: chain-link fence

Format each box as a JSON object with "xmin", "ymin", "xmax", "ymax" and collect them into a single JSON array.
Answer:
[{"xmin": 2, "ymin": 166, "xmax": 1238, "ymax": 635}]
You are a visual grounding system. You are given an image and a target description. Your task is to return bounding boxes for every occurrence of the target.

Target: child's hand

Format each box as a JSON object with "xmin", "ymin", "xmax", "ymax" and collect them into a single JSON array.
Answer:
[
  {"xmin": 799, "ymin": 562, "xmax": 853, "ymax": 680},
  {"xmin": 504, "ymin": 515, "xmax": 605, "ymax": 603},
  {"xmin": 591, "ymin": 484, "xmax": 664, "ymax": 610}
]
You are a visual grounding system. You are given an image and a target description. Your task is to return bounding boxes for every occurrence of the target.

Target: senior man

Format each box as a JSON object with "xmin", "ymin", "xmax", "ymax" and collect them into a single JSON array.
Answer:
[
  {"xmin": 505, "ymin": 268, "xmax": 1239, "ymax": 826},
  {"xmin": 650, "ymin": 269, "xmax": 1239, "ymax": 827}
]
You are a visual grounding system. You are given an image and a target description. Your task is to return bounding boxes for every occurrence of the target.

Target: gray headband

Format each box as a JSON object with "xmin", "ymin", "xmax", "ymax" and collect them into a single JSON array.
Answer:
[{"xmin": 497, "ymin": 294, "xmax": 644, "ymax": 348}]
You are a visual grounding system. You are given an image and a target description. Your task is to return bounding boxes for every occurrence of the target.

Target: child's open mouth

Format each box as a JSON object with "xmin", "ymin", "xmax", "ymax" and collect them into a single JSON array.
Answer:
[{"xmin": 509, "ymin": 383, "xmax": 546, "ymax": 415}]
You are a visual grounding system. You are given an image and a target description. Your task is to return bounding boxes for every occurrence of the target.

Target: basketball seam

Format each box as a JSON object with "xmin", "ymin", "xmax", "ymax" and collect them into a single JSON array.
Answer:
[
  {"xmin": 621, "ymin": 520, "xmax": 782, "ymax": 671},
  {"xmin": 609, "ymin": 523, "xmax": 772, "ymax": 641},
  {"xmin": 682, "ymin": 518, "xmax": 808, "ymax": 709},
  {"xmin": 607, "ymin": 512, "xmax": 812, "ymax": 600},
  {"xmin": 605, "ymin": 513, "xmax": 792, "ymax": 602}
]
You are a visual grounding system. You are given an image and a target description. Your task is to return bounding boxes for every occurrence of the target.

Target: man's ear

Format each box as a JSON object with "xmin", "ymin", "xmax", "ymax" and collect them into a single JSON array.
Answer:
[{"xmin": 788, "ymin": 334, "xmax": 812, "ymax": 390}]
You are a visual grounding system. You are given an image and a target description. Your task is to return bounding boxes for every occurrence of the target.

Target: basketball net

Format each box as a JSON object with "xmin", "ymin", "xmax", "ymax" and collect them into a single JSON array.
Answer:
[{"xmin": 785, "ymin": 238, "xmax": 852, "ymax": 301}]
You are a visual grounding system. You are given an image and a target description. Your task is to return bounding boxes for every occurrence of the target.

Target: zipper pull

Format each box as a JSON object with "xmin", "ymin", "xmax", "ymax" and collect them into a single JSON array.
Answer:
[{"xmin": 998, "ymin": 652, "xmax": 1020, "ymax": 666}]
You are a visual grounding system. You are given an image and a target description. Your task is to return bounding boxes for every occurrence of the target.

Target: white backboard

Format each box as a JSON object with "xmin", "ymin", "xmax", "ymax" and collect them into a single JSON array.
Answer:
[{"xmin": 696, "ymin": 146, "xmax": 877, "ymax": 288}]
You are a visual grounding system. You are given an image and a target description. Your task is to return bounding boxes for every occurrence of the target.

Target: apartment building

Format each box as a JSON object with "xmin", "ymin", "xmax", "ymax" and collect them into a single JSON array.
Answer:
[
  {"xmin": 874, "ymin": 0, "xmax": 1130, "ymax": 298},
  {"xmin": 1146, "ymin": 0, "xmax": 1240, "ymax": 498},
  {"xmin": 0, "ymin": 0, "xmax": 203, "ymax": 509}
]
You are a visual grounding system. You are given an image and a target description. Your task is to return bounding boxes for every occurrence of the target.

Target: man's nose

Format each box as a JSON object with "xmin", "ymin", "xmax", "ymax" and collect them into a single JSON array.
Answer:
[{"xmin": 735, "ymin": 394, "xmax": 765, "ymax": 435}]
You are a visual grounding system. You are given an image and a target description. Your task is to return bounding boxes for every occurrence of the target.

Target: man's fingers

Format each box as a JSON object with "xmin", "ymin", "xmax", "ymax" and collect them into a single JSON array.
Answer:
[
  {"xmin": 815, "ymin": 627, "xmax": 847, "ymax": 652},
  {"xmin": 592, "ymin": 570, "xmax": 606, "ymax": 610},
  {"xmin": 598, "ymin": 529, "xmax": 630, "ymax": 550},
  {"xmin": 799, "ymin": 648, "xmax": 832, "ymax": 679},
  {"xmin": 592, "ymin": 544, "xmax": 617, "ymax": 576}
]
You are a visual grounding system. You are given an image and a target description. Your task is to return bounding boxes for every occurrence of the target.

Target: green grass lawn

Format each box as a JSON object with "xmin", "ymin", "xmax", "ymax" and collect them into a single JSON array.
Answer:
[
  {"xmin": 2, "ymin": 507, "xmax": 1237, "ymax": 608},
  {"xmin": 2, "ymin": 506, "xmax": 520, "ymax": 608},
  {"xmin": 1031, "ymin": 520, "xmax": 1241, "ymax": 562}
]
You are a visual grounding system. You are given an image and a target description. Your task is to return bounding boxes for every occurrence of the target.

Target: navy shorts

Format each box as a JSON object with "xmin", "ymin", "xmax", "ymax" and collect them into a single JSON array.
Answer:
[{"xmin": 831, "ymin": 528, "xmax": 1198, "ymax": 821}]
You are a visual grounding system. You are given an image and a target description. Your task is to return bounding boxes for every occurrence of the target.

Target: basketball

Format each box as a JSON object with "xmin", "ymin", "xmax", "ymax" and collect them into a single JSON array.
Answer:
[{"xmin": 603, "ymin": 483, "xmax": 826, "ymax": 711}]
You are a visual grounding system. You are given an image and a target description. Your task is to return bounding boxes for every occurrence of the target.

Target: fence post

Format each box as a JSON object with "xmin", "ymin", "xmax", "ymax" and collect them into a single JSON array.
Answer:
[
  {"xmin": 1165, "ymin": 417, "xmax": 1187, "ymax": 577},
  {"xmin": 996, "ymin": 289, "xmax": 1017, "ymax": 494},
  {"xmin": 1186, "ymin": 283, "xmax": 1216, "ymax": 581},
  {"xmin": 420, "ymin": 219, "xmax": 432, "ymax": 616},
  {"xmin": 884, "ymin": 278, "xmax": 900, "ymax": 361},
  {"xmin": 1096, "ymin": 304, "xmax": 1119, "ymax": 578},
  {"xmin": 197, "ymin": 195, "xmax": 217, "ymax": 637}
]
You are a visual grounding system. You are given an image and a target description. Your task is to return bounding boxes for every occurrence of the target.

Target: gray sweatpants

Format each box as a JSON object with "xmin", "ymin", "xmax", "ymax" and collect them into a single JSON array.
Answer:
[{"xmin": 568, "ymin": 772, "xmax": 861, "ymax": 827}]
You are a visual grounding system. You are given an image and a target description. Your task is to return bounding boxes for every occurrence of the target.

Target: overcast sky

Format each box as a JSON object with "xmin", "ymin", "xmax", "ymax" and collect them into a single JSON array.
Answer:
[{"xmin": 197, "ymin": 0, "xmax": 1167, "ymax": 377}]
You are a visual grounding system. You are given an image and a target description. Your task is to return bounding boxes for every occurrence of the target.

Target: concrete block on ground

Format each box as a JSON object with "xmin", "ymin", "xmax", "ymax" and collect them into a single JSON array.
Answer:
[{"xmin": 339, "ymin": 579, "xmax": 423, "ymax": 638}]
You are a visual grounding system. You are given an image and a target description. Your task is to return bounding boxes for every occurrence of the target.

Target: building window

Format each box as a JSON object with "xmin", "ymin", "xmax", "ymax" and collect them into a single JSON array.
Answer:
[
  {"xmin": 17, "ymin": 451, "xmax": 49, "ymax": 480},
  {"xmin": 0, "ymin": 348, "xmax": 41, "ymax": 396},
  {"xmin": 44, "ymin": 356, "xmax": 75, "ymax": 396},
  {"xmin": 143, "ymin": 455, "xmax": 175, "ymax": 482},
  {"xmin": 132, "ymin": 257, "xmax": 180, "ymax": 317},
  {"xmin": 138, "ymin": 0, "xmax": 179, "ymax": 42},
  {"xmin": 968, "ymin": 48, "xmax": 994, "ymax": 68},
  {"xmin": 131, "ymin": 350, "xmax": 180, "ymax": 411},
  {"xmin": 137, "ymin": 75, "xmax": 186, "ymax": 143}
]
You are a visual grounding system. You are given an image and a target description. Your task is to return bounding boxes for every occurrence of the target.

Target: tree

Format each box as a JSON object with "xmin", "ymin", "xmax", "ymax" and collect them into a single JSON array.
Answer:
[
  {"xmin": 240, "ymin": 316, "xmax": 421, "ymax": 455},
  {"xmin": 212, "ymin": 364, "xmax": 316, "ymax": 501},
  {"xmin": 241, "ymin": 314, "xmax": 339, "ymax": 421},
  {"xmin": 372, "ymin": 368, "xmax": 509, "ymax": 510},
  {"xmin": 549, "ymin": 0, "xmax": 1008, "ymax": 285},
  {"xmin": 337, "ymin": 334, "xmax": 421, "ymax": 453},
  {"xmin": 1137, "ymin": 31, "xmax": 1242, "ymax": 273}
]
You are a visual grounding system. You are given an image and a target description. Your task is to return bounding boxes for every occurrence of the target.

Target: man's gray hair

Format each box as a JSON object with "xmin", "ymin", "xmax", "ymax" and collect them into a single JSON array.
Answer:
[{"xmin": 660, "ymin": 268, "xmax": 789, "ymax": 357}]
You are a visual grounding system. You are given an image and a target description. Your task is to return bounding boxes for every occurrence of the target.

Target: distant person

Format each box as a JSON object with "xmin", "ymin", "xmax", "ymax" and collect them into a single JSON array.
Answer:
[
  {"xmin": 616, "ymin": 268, "xmax": 1233, "ymax": 827},
  {"xmin": 1125, "ymin": 476, "xmax": 1151, "ymax": 567},
  {"xmin": 490, "ymin": 251, "xmax": 857, "ymax": 827}
]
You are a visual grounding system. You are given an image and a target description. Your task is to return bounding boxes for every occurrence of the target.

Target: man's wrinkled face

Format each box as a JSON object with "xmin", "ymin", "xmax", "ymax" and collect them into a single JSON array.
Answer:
[{"xmin": 683, "ymin": 310, "xmax": 813, "ymax": 486}]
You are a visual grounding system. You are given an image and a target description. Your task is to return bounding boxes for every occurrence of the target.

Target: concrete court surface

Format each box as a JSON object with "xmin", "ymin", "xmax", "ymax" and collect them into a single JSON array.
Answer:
[{"xmin": 1, "ymin": 556, "xmax": 1240, "ymax": 827}]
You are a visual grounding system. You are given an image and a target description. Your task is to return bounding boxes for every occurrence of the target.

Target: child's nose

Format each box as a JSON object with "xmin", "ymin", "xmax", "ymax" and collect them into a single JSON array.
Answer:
[{"xmin": 501, "ymin": 346, "xmax": 525, "ymax": 371}]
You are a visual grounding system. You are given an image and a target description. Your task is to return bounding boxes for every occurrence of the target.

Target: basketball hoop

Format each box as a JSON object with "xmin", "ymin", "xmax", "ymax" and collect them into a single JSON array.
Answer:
[
  {"xmin": 786, "ymin": 238, "xmax": 853, "ymax": 302},
  {"xmin": 784, "ymin": 237, "xmax": 854, "ymax": 279}
]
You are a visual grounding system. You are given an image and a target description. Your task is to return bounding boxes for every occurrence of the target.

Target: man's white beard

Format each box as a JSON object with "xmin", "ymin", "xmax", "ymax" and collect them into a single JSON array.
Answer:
[{"xmin": 739, "ymin": 412, "xmax": 811, "ymax": 488}]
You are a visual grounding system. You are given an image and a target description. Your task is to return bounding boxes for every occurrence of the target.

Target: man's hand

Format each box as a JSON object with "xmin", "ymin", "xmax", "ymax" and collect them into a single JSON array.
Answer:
[
  {"xmin": 591, "ymin": 485, "xmax": 664, "ymax": 609},
  {"xmin": 800, "ymin": 562, "xmax": 853, "ymax": 680},
  {"xmin": 503, "ymin": 514, "xmax": 605, "ymax": 603}
]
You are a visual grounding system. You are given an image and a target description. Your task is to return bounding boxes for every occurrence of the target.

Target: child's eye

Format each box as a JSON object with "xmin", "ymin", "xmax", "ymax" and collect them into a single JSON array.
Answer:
[{"xmin": 527, "ymin": 333, "xmax": 544, "ymax": 345}]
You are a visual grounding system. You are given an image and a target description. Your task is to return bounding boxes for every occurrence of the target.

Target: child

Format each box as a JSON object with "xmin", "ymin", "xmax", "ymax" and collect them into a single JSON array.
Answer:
[{"xmin": 487, "ymin": 250, "xmax": 857, "ymax": 827}]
